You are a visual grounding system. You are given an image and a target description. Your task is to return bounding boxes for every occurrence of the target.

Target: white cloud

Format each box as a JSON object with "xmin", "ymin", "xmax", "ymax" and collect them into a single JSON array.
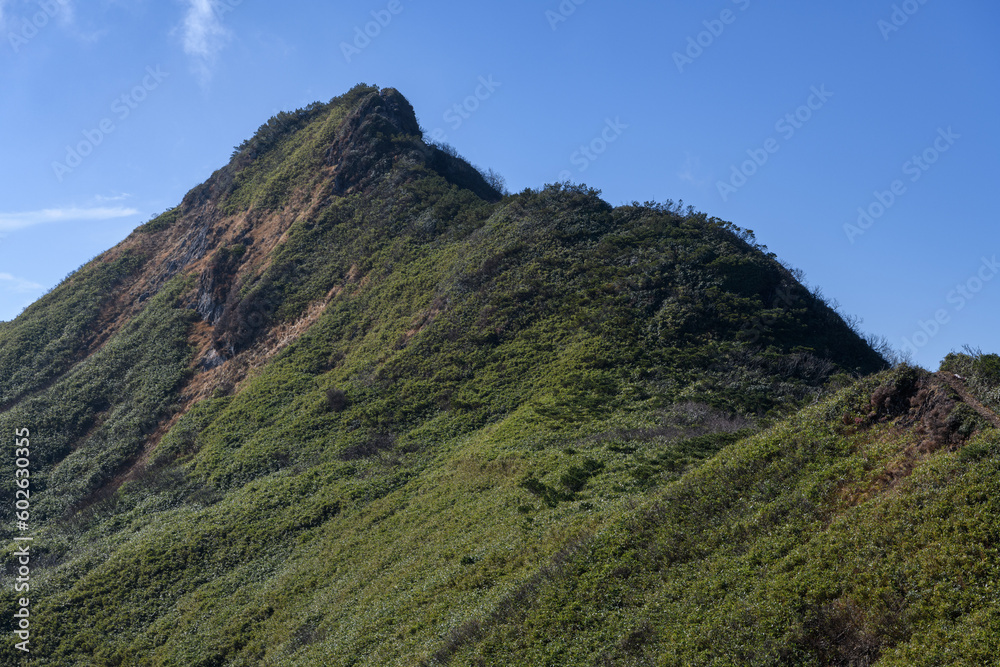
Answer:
[
  {"xmin": 0, "ymin": 206, "xmax": 139, "ymax": 232},
  {"xmin": 95, "ymin": 192, "xmax": 132, "ymax": 203},
  {"xmin": 181, "ymin": 0, "xmax": 231, "ymax": 85},
  {"xmin": 0, "ymin": 273, "xmax": 44, "ymax": 294},
  {"xmin": 678, "ymin": 152, "xmax": 708, "ymax": 188}
]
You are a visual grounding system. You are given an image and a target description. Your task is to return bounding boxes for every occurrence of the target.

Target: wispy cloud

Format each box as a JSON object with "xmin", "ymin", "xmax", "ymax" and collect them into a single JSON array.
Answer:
[
  {"xmin": 55, "ymin": 0, "xmax": 74, "ymax": 27},
  {"xmin": 678, "ymin": 152, "xmax": 709, "ymax": 188},
  {"xmin": 0, "ymin": 273, "xmax": 44, "ymax": 294},
  {"xmin": 95, "ymin": 192, "xmax": 132, "ymax": 203},
  {"xmin": 181, "ymin": 0, "xmax": 231, "ymax": 85},
  {"xmin": 0, "ymin": 206, "xmax": 138, "ymax": 232}
]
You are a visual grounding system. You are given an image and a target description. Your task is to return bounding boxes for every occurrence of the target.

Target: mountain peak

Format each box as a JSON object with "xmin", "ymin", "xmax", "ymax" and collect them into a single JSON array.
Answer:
[
  {"xmin": 323, "ymin": 86, "xmax": 423, "ymax": 197},
  {"xmin": 15, "ymin": 84, "xmax": 991, "ymax": 667},
  {"xmin": 361, "ymin": 86, "xmax": 422, "ymax": 137},
  {"xmin": 324, "ymin": 85, "xmax": 501, "ymax": 201}
]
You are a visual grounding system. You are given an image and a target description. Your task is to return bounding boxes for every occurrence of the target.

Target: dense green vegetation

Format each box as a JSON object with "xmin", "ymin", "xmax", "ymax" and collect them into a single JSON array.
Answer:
[
  {"xmin": 942, "ymin": 348, "xmax": 1000, "ymax": 413},
  {"xmin": 443, "ymin": 365, "xmax": 1000, "ymax": 666},
  {"xmin": 136, "ymin": 207, "xmax": 182, "ymax": 235},
  {"xmin": 0, "ymin": 250, "xmax": 147, "ymax": 410},
  {"xmin": 0, "ymin": 275, "xmax": 195, "ymax": 523},
  {"xmin": 0, "ymin": 86, "xmax": 994, "ymax": 666}
]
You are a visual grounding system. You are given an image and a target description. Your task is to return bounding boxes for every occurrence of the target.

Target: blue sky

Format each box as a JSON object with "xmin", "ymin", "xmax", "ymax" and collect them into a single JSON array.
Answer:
[{"xmin": 0, "ymin": 0, "xmax": 997, "ymax": 368}]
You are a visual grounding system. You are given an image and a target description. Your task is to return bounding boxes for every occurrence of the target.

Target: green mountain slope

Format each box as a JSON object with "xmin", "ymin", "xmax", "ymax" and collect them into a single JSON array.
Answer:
[
  {"xmin": 440, "ymin": 362, "xmax": 1000, "ymax": 666},
  {"xmin": 3, "ymin": 85, "xmax": 991, "ymax": 666}
]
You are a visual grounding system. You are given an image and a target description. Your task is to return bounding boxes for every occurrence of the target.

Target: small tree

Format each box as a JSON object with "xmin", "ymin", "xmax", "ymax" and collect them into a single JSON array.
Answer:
[{"xmin": 483, "ymin": 168, "xmax": 508, "ymax": 196}]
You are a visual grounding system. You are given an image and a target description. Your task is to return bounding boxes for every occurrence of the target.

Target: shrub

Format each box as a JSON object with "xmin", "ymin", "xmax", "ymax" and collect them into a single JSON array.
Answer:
[
  {"xmin": 339, "ymin": 431, "xmax": 395, "ymax": 460},
  {"xmin": 325, "ymin": 388, "xmax": 349, "ymax": 412},
  {"xmin": 559, "ymin": 458, "xmax": 604, "ymax": 493}
]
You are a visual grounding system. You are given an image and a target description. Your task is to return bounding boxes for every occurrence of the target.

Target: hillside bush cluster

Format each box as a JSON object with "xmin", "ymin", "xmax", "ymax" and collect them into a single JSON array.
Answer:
[{"xmin": 942, "ymin": 347, "xmax": 1000, "ymax": 412}]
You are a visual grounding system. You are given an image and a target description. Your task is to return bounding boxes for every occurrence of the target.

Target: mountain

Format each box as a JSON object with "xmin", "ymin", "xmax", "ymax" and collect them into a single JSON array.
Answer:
[{"xmin": 0, "ymin": 84, "xmax": 996, "ymax": 665}]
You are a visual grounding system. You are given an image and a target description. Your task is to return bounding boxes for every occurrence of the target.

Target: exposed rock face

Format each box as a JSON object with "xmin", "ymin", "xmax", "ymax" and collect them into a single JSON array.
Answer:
[
  {"xmin": 325, "ymin": 88, "xmax": 501, "ymax": 201},
  {"xmin": 325, "ymin": 88, "xmax": 422, "ymax": 196},
  {"xmin": 200, "ymin": 348, "xmax": 225, "ymax": 370},
  {"xmin": 195, "ymin": 287, "xmax": 224, "ymax": 325}
]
